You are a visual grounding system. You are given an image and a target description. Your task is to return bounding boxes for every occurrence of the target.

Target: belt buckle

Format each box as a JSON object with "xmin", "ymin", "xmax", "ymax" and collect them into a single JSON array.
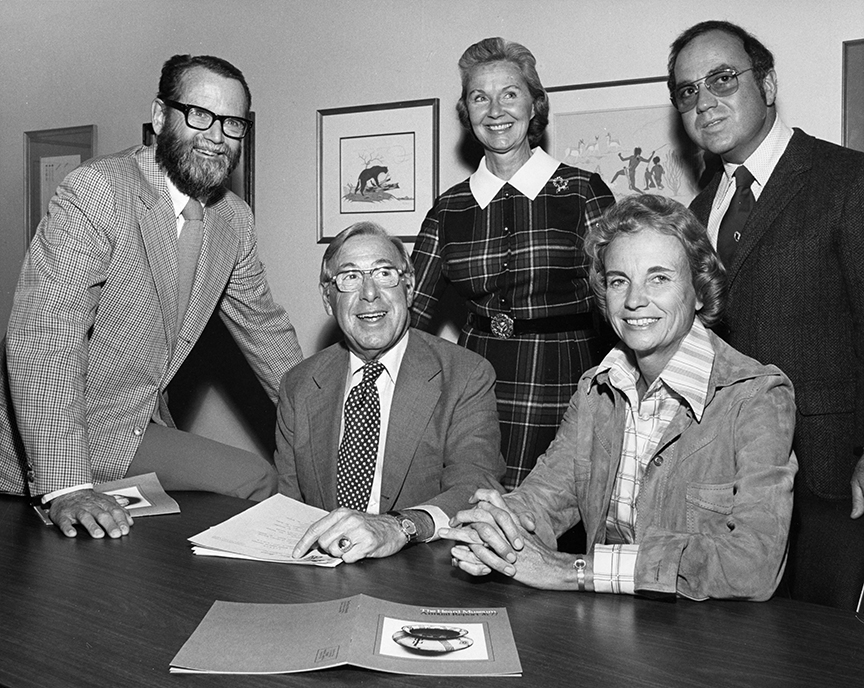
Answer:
[{"xmin": 490, "ymin": 313, "xmax": 514, "ymax": 339}]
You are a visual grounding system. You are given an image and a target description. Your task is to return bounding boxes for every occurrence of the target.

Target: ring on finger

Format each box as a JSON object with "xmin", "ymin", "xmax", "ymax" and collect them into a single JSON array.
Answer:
[{"xmin": 338, "ymin": 537, "xmax": 352, "ymax": 551}]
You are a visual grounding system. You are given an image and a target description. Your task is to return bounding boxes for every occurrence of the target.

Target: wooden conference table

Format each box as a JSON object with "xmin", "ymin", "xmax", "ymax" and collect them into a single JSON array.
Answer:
[{"xmin": 1, "ymin": 492, "xmax": 861, "ymax": 688}]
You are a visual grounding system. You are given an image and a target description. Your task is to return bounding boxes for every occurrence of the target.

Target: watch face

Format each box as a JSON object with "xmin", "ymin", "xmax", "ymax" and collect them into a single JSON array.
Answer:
[{"xmin": 400, "ymin": 518, "xmax": 418, "ymax": 536}]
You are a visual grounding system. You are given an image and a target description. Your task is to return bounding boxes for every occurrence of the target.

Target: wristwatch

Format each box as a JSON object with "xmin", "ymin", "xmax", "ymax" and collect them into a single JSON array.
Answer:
[
  {"xmin": 573, "ymin": 557, "xmax": 587, "ymax": 591},
  {"xmin": 386, "ymin": 510, "xmax": 418, "ymax": 544}
]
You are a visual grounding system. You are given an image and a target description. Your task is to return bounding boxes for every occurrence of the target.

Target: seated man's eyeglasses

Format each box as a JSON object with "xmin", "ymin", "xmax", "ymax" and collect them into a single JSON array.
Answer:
[
  {"xmin": 331, "ymin": 266, "xmax": 404, "ymax": 293},
  {"xmin": 671, "ymin": 68, "xmax": 754, "ymax": 113},
  {"xmin": 161, "ymin": 99, "xmax": 253, "ymax": 139}
]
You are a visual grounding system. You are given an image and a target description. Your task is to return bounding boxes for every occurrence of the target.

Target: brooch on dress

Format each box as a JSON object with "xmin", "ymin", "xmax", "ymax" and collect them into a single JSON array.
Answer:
[{"xmin": 551, "ymin": 176, "xmax": 568, "ymax": 193}]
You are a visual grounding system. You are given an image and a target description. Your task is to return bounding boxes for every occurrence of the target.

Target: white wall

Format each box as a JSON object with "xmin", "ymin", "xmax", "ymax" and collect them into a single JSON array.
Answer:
[{"xmin": 2, "ymin": 0, "xmax": 862, "ymax": 453}]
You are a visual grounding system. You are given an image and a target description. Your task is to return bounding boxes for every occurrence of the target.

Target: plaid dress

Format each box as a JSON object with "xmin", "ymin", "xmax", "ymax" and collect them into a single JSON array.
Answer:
[{"xmin": 410, "ymin": 159, "xmax": 614, "ymax": 489}]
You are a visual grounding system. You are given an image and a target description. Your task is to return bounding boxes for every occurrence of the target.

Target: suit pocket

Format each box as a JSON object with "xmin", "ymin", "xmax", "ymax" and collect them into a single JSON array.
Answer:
[{"xmin": 685, "ymin": 482, "xmax": 734, "ymax": 534}]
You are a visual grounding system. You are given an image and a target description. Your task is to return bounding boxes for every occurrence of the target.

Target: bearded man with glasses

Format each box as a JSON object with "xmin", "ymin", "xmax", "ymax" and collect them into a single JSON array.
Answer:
[
  {"xmin": 275, "ymin": 222, "xmax": 505, "ymax": 563},
  {"xmin": 669, "ymin": 20, "xmax": 864, "ymax": 610},
  {"xmin": 0, "ymin": 54, "xmax": 303, "ymax": 540}
]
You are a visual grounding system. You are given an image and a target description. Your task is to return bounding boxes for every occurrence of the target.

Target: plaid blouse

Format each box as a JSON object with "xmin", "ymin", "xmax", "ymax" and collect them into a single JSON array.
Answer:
[
  {"xmin": 592, "ymin": 319, "xmax": 714, "ymax": 594},
  {"xmin": 410, "ymin": 152, "xmax": 614, "ymax": 327}
]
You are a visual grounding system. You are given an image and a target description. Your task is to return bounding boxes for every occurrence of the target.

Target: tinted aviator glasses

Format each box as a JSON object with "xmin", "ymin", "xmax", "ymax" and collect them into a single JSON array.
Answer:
[
  {"xmin": 161, "ymin": 99, "xmax": 253, "ymax": 139},
  {"xmin": 331, "ymin": 266, "xmax": 404, "ymax": 293},
  {"xmin": 671, "ymin": 68, "xmax": 754, "ymax": 113}
]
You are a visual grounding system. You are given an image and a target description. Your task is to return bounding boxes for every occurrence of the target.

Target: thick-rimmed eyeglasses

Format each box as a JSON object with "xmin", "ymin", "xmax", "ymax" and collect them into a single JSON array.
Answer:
[
  {"xmin": 331, "ymin": 266, "xmax": 404, "ymax": 293},
  {"xmin": 671, "ymin": 68, "xmax": 754, "ymax": 113},
  {"xmin": 161, "ymin": 99, "xmax": 253, "ymax": 139}
]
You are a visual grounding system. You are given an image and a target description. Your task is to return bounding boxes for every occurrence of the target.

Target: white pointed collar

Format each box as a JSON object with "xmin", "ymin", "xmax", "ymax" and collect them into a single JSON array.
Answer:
[{"xmin": 469, "ymin": 148, "xmax": 561, "ymax": 209}]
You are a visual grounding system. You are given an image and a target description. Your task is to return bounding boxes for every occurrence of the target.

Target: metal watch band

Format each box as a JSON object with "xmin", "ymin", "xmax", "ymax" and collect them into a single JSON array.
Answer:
[
  {"xmin": 573, "ymin": 557, "xmax": 587, "ymax": 591},
  {"xmin": 386, "ymin": 510, "xmax": 418, "ymax": 544}
]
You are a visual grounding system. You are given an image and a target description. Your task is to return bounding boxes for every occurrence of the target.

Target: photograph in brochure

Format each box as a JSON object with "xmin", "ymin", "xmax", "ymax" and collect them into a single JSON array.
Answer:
[{"xmin": 170, "ymin": 594, "xmax": 522, "ymax": 677}]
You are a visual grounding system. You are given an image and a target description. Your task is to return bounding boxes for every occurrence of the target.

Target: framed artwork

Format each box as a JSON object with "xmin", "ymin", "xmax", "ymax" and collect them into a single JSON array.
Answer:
[
  {"xmin": 24, "ymin": 125, "xmax": 96, "ymax": 247},
  {"xmin": 547, "ymin": 77, "xmax": 703, "ymax": 204},
  {"xmin": 843, "ymin": 39, "xmax": 864, "ymax": 153},
  {"xmin": 317, "ymin": 98, "xmax": 439, "ymax": 242},
  {"xmin": 142, "ymin": 112, "xmax": 256, "ymax": 210}
]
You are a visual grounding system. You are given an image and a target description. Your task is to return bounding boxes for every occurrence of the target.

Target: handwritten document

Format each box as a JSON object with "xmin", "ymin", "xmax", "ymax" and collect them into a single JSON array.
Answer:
[{"xmin": 188, "ymin": 493, "xmax": 341, "ymax": 567}]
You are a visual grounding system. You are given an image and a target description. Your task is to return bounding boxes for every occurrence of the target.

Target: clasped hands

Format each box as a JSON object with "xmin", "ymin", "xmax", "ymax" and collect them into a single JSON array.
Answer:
[
  {"xmin": 440, "ymin": 489, "xmax": 593, "ymax": 591},
  {"xmin": 292, "ymin": 508, "xmax": 407, "ymax": 563}
]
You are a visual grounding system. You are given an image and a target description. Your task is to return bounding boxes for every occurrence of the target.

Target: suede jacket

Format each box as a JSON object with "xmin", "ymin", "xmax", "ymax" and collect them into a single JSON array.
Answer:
[{"xmin": 506, "ymin": 330, "xmax": 797, "ymax": 601}]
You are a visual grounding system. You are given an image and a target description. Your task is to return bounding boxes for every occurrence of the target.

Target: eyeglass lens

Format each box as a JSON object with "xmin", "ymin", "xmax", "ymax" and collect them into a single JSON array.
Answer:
[
  {"xmin": 674, "ymin": 70, "xmax": 747, "ymax": 112},
  {"xmin": 335, "ymin": 268, "xmax": 400, "ymax": 292},
  {"xmin": 185, "ymin": 106, "xmax": 248, "ymax": 138}
]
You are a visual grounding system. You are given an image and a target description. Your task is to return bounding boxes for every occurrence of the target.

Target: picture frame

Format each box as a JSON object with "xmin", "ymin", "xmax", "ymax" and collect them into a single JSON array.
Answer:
[
  {"xmin": 843, "ymin": 39, "xmax": 864, "ymax": 153},
  {"xmin": 24, "ymin": 125, "xmax": 96, "ymax": 248},
  {"xmin": 317, "ymin": 98, "xmax": 439, "ymax": 242},
  {"xmin": 142, "ymin": 112, "xmax": 256, "ymax": 210},
  {"xmin": 546, "ymin": 77, "xmax": 703, "ymax": 204}
]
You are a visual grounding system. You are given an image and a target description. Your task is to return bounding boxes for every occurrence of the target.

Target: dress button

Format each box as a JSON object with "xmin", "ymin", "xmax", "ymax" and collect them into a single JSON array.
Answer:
[
  {"xmin": 133, "ymin": 427, "xmax": 144, "ymax": 437},
  {"xmin": 653, "ymin": 456, "xmax": 664, "ymax": 466}
]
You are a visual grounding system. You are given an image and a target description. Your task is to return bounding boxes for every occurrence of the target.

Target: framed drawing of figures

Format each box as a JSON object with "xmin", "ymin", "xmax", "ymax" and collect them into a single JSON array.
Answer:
[
  {"xmin": 317, "ymin": 99, "xmax": 439, "ymax": 242},
  {"xmin": 547, "ymin": 77, "xmax": 703, "ymax": 204}
]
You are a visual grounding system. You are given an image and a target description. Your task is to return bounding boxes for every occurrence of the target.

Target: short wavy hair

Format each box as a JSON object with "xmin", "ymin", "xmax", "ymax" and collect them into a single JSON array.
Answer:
[
  {"xmin": 585, "ymin": 194, "xmax": 726, "ymax": 327},
  {"xmin": 320, "ymin": 221, "xmax": 414, "ymax": 287},
  {"xmin": 667, "ymin": 21, "xmax": 775, "ymax": 102},
  {"xmin": 455, "ymin": 37, "xmax": 549, "ymax": 147},
  {"xmin": 158, "ymin": 54, "xmax": 251, "ymax": 110}
]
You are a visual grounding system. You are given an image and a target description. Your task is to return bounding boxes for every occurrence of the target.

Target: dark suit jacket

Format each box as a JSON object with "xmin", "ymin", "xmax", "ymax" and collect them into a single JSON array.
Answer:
[
  {"xmin": 274, "ymin": 329, "xmax": 505, "ymax": 515},
  {"xmin": 690, "ymin": 129, "xmax": 864, "ymax": 498},
  {"xmin": 0, "ymin": 145, "xmax": 302, "ymax": 496}
]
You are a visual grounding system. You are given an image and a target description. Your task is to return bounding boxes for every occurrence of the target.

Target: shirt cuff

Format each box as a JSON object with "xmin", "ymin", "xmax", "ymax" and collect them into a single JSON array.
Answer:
[
  {"xmin": 593, "ymin": 544, "xmax": 639, "ymax": 595},
  {"xmin": 410, "ymin": 505, "xmax": 448, "ymax": 542},
  {"xmin": 42, "ymin": 483, "xmax": 94, "ymax": 504}
]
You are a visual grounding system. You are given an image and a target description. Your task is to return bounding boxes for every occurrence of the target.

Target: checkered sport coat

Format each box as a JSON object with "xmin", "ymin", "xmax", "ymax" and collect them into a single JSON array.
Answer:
[{"xmin": 0, "ymin": 144, "xmax": 302, "ymax": 496}]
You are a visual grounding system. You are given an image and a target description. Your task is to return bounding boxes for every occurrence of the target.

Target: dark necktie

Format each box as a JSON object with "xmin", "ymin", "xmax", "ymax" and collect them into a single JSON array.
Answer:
[
  {"xmin": 177, "ymin": 198, "xmax": 204, "ymax": 333},
  {"xmin": 336, "ymin": 361, "xmax": 385, "ymax": 511},
  {"xmin": 716, "ymin": 165, "xmax": 755, "ymax": 268}
]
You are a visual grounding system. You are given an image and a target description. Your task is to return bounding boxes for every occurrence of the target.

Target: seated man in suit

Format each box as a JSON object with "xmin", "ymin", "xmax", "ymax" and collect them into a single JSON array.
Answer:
[{"xmin": 277, "ymin": 221, "xmax": 505, "ymax": 562}]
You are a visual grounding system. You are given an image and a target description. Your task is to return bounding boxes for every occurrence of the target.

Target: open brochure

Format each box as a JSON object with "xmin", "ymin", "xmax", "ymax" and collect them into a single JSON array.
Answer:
[
  {"xmin": 170, "ymin": 594, "xmax": 521, "ymax": 677},
  {"xmin": 96, "ymin": 472, "xmax": 180, "ymax": 516},
  {"xmin": 32, "ymin": 471, "xmax": 179, "ymax": 525},
  {"xmin": 188, "ymin": 493, "xmax": 341, "ymax": 567}
]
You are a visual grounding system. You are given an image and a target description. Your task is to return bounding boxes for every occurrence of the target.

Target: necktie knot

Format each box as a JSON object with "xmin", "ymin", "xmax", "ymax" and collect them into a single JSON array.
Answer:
[
  {"xmin": 182, "ymin": 198, "xmax": 204, "ymax": 221},
  {"xmin": 360, "ymin": 361, "xmax": 385, "ymax": 385},
  {"xmin": 734, "ymin": 165, "xmax": 754, "ymax": 190}
]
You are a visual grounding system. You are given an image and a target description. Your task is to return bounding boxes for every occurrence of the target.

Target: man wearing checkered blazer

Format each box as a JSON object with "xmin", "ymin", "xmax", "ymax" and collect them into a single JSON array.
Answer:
[{"xmin": 0, "ymin": 55, "xmax": 302, "ymax": 539}]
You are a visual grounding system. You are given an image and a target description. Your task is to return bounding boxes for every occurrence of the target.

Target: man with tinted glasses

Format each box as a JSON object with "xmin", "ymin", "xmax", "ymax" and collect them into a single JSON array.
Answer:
[
  {"xmin": 276, "ymin": 222, "xmax": 504, "ymax": 563},
  {"xmin": 0, "ymin": 54, "xmax": 302, "ymax": 539},
  {"xmin": 669, "ymin": 21, "xmax": 864, "ymax": 609}
]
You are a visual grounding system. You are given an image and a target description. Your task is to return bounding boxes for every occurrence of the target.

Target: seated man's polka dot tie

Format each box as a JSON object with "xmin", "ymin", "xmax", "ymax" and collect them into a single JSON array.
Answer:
[{"xmin": 336, "ymin": 361, "xmax": 385, "ymax": 511}]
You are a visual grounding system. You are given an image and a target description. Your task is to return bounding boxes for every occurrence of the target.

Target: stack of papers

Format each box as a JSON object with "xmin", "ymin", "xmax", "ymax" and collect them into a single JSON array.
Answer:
[
  {"xmin": 188, "ymin": 493, "xmax": 341, "ymax": 567},
  {"xmin": 171, "ymin": 594, "xmax": 521, "ymax": 677}
]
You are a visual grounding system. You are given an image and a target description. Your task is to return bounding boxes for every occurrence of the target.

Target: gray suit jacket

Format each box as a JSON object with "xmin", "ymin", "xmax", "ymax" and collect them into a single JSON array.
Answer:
[
  {"xmin": 274, "ymin": 329, "xmax": 505, "ymax": 515},
  {"xmin": 690, "ymin": 129, "xmax": 864, "ymax": 498},
  {"xmin": 0, "ymin": 144, "xmax": 302, "ymax": 495}
]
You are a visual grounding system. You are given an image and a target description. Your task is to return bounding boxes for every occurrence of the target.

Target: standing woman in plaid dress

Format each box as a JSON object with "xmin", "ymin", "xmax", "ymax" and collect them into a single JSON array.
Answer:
[{"xmin": 411, "ymin": 38, "xmax": 615, "ymax": 490}]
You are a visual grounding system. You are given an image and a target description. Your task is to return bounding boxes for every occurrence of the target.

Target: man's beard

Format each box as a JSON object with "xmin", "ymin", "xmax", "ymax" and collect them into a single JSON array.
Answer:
[{"xmin": 155, "ymin": 122, "xmax": 242, "ymax": 201}]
